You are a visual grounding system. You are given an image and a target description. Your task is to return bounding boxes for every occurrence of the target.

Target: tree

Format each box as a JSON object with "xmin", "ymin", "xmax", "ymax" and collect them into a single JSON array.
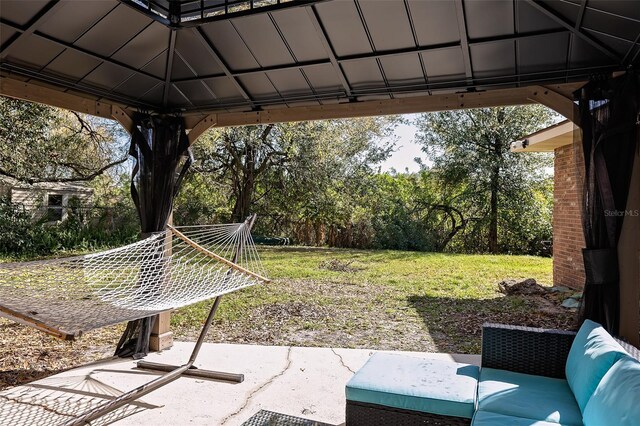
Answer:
[
  {"xmin": 0, "ymin": 97, "xmax": 128, "ymax": 184},
  {"xmin": 179, "ymin": 117, "xmax": 398, "ymax": 238},
  {"xmin": 414, "ymin": 106, "xmax": 557, "ymax": 253},
  {"xmin": 192, "ymin": 124, "xmax": 287, "ymax": 222}
]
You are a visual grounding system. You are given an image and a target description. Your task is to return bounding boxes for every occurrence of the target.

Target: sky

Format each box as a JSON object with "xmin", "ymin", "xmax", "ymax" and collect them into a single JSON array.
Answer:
[{"xmin": 380, "ymin": 114, "xmax": 425, "ymax": 174}]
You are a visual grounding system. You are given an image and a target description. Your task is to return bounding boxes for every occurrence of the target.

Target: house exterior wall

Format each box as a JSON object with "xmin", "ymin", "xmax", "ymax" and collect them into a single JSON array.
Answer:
[
  {"xmin": 10, "ymin": 187, "xmax": 47, "ymax": 210},
  {"xmin": 553, "ymin": 144, "xmax": 586, "ymax": 289},
  {"xmin": 10, "ymin": 187, "xmax": 93, "ymax": 221}
]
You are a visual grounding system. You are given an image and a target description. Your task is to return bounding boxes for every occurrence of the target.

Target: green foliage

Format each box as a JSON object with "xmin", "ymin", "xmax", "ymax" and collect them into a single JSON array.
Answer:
[
  {"xmin": 176, "ymin": 117, "xmax": 399, "ymax": 242},
  {"xmin": 173, "ymin": 108, "xmax": 554, "ymax": 255},
  {"xmin": 414, "ymin": 106, "xmax": 557, "ymax": 254},
  {"xmin": 0, "ymin": 196, "xmax": 138, "ymax": 258},
  {"xmin": 1, "ymin": 97, "xmax": 556, "ymax": 257},
  {"xmin": 0, "ymin": 96, "xmax": 128, "ymax": 183}
]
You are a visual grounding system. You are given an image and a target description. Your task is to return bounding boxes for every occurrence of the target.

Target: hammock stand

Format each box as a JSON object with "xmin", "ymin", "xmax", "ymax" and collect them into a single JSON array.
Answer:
[{"xmin": 0, "ymin": 215, "xmax": 269, "ymax": 425}]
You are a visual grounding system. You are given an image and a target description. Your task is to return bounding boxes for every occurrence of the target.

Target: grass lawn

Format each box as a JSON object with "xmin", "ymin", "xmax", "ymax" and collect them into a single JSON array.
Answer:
[
  {"xmin": 172, "ymin": 246, "xmax": 575, "ymax": 354},
  {"xmin": 0, "ymin": 247, "xmax": 576, "ymax": 389}
]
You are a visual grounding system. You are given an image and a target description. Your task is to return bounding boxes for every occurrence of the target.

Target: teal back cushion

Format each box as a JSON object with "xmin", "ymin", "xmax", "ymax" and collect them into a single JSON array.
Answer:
[
  {"xmin": 565, "ymin": 320, "xmax": 628, "ymax": 412},
  {"xmin": 583, "ymin": 355, "xmax": 640, "ymax": 426}
]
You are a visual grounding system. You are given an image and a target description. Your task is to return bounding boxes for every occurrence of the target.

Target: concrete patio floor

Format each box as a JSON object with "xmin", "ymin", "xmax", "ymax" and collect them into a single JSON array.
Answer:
[{"xmin": 0, "ymin": 342, "xmax": 480, "ymax": 425}]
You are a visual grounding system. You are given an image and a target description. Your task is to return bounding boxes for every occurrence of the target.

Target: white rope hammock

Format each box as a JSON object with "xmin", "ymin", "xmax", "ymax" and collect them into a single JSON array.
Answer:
[{"xmin": 0, "ymin": 220, "xmax": 269, "ymax": 340}]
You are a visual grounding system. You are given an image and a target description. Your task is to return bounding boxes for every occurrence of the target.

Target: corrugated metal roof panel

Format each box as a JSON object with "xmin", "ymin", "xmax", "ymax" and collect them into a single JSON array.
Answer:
[
  {"xmin": 588, "ymin": 0, "xmax": 640, "ymax": 22},
  {"xmin": 422, "ymin": 48, "xmax": 466, "ymax": 83},
  {"xmin": 570, "ymin": 37, "xmax": 612, "ymax": 68},
  {"xmin": 266, "ymin": 69, "xmax": 312, "ymax": 95},
  {"xmin": 582, "ymin": 8, "xmax": 640, "ymax": 43},
  {"xmin": 137, "ymin": 83, "xmax": 164, "ymax": 105},
  {"xmin": 173, "ymin": 28, "xmax": 223, "ymax": 77},
  {"xmin": 406, "ymin": 0, "xmax": 460, "ymax": 46},
  {"xmin": 379, "ymin": 54, "xmax": 425, "ymax": 85},
  {"xmin": 111, "ymin": 22, "xmax": 170, "ymax": 70},
  {"xmin": 0, "ymin": 0, "xmax": 636, "ymax": 113},
  {"xmin": 170, "ymin": 53, "xmax": 198, "ymax": 80},
  {"xmin": 271, "ymin": 8, "xmax": 327, "ymax": 62},
  {"xmin": 0, "ymin": 26, "xmax": 17, "ymax": 45},
  {"xmin": 358, "ymin": 1, "xmax": 415, "ymax": 51},
  {"xmin": 302, "ymin": 64, "xmax": 344, "ymax": 91},
  {"xmin": 341, "ymin": 59, "xmax": 384, "ymax": 88},
  {"xmin": 141, "ymin": 50, "xmax": 169, "ymax": 78},
  {"xmin": 0, "ymin": 0, "xmax": 51, "ymax": 26},
  {"xmin": 81, "ymin": 62, "xmax": 135, "ymax": 90},
  {"xmin": 201, "ymin": 21, "xmax": 260, "ymax": 70},
  {"xmin": 315, "ymin": 0, "xmax": 372, "ymax": 57},
  {"xmin": 231, "ymin": 14, "xmax": 295, "ymax": 68},
  {"xmin": 4, "ymin": 36, "xmax": 65, "ymax": 69},
  {"xmin": 517, "ymin": 1, "xmax": 563, "ymax": 33},
  {"xmin": 45, "ymin": 49, "xmax": 102, "ymax": 80},
  {"xmin": 114, "ymin": 73, "xmax": 160, "ymax": 99},
  {"xmin": 203, "ymin": 76, "xmax": 246, "ymax": 101},
  {"xmin": 74, "ymin": 5, "xmax": 152, "ymax": 57},
  {"xmin": 464, "ymin": 0, "xmax": 514, "ymax": 39},
  {"xmin": 519, "ymin": 33, "xmax": 570, "ymax": 75},
  {"xmin": 37, "ymin": 0, "xmax": 117, "ymax": 44},
  {"xmin": 173, "ymin": 80, "xmax": 217, "ymax": 105},
  {"xmin": 470, "ymin": 40, "xmax": 516, "ymax": 79},
  {"xmin": 237, "ymin": 73, "xmax": 277, "ymax": 97}
]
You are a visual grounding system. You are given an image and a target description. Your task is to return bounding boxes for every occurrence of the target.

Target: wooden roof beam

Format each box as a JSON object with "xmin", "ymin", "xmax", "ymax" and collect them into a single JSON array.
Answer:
[
  {"xmin": 0, "ymin": 77, "xmax": 136, "ymax": 134},
  {"xmin": 197, "ymin": 83, "xmax": 581, "ymax": 128}
]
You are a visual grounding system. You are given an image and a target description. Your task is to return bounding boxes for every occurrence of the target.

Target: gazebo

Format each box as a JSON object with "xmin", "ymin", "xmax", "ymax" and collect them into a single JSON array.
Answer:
[{"xmin": 1, "ymin": 0, "xmax": 639, "ymax": 421}]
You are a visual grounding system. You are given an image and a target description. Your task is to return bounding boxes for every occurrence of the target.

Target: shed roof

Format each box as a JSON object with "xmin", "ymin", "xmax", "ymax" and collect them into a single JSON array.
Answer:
[
  {"xmin": 1, "ymin": 0, "xmax": 639, "ymax": 125},
  {"xmin": 0, "ymin": 176, "xmax": 94, "ymax": 193}
]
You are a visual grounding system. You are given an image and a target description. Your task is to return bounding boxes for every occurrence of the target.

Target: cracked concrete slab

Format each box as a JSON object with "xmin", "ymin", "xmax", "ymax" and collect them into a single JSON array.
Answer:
[{"xmin": 1, "ymin": 343, "xmax": 480, "ymax": 425}]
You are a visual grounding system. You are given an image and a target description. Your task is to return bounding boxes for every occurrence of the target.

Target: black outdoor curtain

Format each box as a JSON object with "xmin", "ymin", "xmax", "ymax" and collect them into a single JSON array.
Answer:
[
  {"xmin": 114, "ymin": 114, "xmax": 192, "ymax": 359},
  {"xmin": 575, "ymin": 72, "xmax": 639, "ymax": 334}
]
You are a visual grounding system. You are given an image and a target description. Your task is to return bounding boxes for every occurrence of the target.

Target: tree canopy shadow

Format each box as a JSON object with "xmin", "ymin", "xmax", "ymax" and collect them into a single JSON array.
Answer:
[{"xmin": 407, "ymin": 294, "xmax": 578, "ymax": 355}]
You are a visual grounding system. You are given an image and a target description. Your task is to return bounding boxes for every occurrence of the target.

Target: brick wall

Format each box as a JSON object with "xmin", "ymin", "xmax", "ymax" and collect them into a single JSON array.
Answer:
[{"xmin": 553, "ymin": 144, "xmax": 586, "ymax": 289}]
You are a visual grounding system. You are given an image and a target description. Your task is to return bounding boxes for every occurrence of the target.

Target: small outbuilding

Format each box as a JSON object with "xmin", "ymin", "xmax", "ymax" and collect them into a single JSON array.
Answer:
[{"xmin": 0, "ymin": 176, "xmax": 94, "ymax": 222}]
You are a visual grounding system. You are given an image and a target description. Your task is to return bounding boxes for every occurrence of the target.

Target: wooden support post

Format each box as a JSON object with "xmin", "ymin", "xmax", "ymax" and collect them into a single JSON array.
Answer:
[
  {"xmin": 150, "ymin": 213, "xmax": 174, "ymax": 352},
  {"xmin": 150, "ymin": 311, "xmax": 173, "ymax": 351}
]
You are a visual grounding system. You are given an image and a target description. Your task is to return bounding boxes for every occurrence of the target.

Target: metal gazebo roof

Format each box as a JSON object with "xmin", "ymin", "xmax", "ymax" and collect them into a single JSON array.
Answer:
[{"xmin": 1, "ymin": 0, "xmax": 639, "ymax": 132}]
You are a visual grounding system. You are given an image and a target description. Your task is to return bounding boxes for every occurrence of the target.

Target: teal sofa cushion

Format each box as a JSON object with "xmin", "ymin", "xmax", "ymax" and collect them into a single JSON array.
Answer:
[
  {"xmin": 477, "ymin": 368, "xmax": 582, "ymax": 426},
  {"xmin": 472, "ymin": 410, "xmax": 576, "ymax": 426},
  {"xmin": 565, "ymin": 319, "xmax": 628, "ymax": 412},
  {"xmin": 345, "ymin": 353, "xmax": 479, "ymax": 419},
  {"xmin": 583, "ymin": 355, "xmax": 640, "ymax": 426}
]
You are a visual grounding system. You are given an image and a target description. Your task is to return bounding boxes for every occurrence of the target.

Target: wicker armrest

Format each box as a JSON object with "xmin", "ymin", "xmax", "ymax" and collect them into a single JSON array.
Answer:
[{"xmin": 481, "ymin": 323, "xmax": 576, "ymax": 379}]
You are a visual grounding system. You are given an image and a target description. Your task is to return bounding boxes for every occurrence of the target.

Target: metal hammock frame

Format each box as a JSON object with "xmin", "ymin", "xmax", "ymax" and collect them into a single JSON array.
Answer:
[{"xmin": 0, "ymin": 215, "xmax": 268, "ymax": 425}]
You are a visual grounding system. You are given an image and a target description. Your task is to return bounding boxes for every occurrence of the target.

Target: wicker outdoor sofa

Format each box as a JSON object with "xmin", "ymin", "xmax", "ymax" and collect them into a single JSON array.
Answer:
[{"xmin": 345, "ymin": 322, "xmax": 640, "ymax": 426}]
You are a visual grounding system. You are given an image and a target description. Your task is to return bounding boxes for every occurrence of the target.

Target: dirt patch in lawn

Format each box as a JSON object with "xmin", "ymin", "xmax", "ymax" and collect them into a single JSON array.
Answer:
[
  {"xmin": 174, "ymin": 278, "xmax": 578, "ymax": 354},
  {"xmin": 0, "ymin": 319, "xmax": 122, "ymax": 390}
]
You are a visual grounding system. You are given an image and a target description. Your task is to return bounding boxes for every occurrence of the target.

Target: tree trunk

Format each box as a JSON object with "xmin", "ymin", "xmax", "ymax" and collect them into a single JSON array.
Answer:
[
  {"xmin": 232, "ymin": 181, "xmax": 252, "ymax": 223},
  {"xmin": 488, "ymin": 136, "xmax": 501, "ymax": 254},
  {"xmin": 314, "ymin": 220, "xmax": 325, "ymax": 246},
  {"xmin": 488, "ymin": 183, "xmax": 498, "ymax": 253},
  {"xmin": 231, "ymin": 143, "xmax": 255, "ymax": 223}
]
